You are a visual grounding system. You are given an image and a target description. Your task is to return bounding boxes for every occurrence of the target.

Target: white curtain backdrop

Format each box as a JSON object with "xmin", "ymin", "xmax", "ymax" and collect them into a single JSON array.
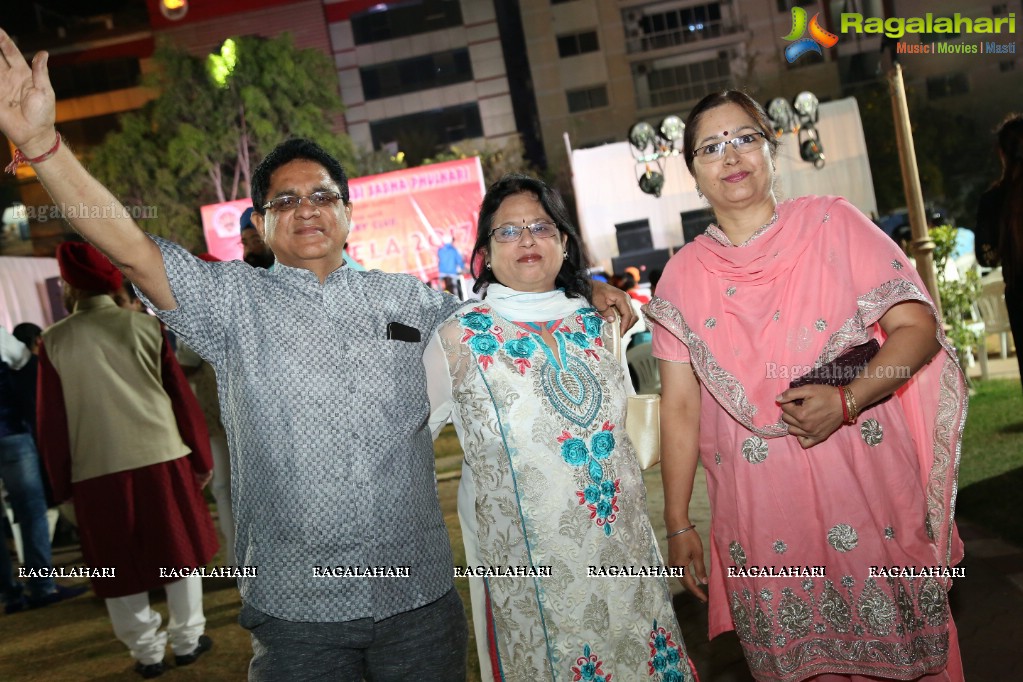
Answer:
[{"xmin": 0, "ymin": 256, "xmax": 61, "ymax": 331}]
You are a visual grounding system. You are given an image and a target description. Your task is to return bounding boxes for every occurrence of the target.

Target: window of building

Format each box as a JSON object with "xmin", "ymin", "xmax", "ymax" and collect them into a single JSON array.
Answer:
[
  {"xmin": 926, "ymin": 73, "xmax": 969, "ymax": 99},
  {"xmin": 361, "ymin": 49, "xmax": 473, "ymax": 100},
  {"xmin": 351, "ymin": 0, "xmax": 463, "ymax": 45},
  {"xmin": 370, "ymin": 103, "xmax": 483, "ymax": 152},
  {"xmin": 919, "ymin": 16, "xmax": 961, "ymax": 43},
  {"xmin": 777, "ymin": 0, "xmax": 816, "ymax": 11},
  {"xmin": 631, "ymin": 2, "xmax": 725, "ymax": 51},
  {"xmin": 557, "ymin": 30, "xmax": 599, "ymax": 58},
  {"xmin": 837, "ymin": 52, "xmax": 881, "ymax": 94},
  {"xmin": 58, "ymin": 113, "xmax": 123, "ymax": 151},
  {"xmin": 48, "ymin": 58, "xmax": 141, "ymax": 100},
  {"xmin": 566, "ymin": 85, "xmax": 609, "ymax": 113},
  {"xmin": 638, "ymin": 53, "xmax": 731, "ymax": 108}
]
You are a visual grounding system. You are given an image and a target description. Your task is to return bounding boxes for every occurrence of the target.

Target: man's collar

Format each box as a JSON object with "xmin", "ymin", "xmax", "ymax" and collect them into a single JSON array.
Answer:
[{"xmin": 73, "ymin": 295, "xmax": 118, "ymax": 312}]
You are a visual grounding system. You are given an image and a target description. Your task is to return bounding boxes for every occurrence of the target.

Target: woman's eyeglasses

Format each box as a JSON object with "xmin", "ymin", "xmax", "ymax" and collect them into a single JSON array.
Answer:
[
  {"xmin": 489, "ymin": 221, "xmax": 560, "ymax": 243},
  {"xmin": 692, "ymin": 132, "xmax": 767, "ymax": 163}
]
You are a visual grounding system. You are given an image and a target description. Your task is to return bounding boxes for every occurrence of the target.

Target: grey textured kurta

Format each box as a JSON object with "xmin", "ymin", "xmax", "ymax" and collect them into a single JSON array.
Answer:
[{"xmin": 139, "ymin": 238, "xmax": 461, "ymax": 622}]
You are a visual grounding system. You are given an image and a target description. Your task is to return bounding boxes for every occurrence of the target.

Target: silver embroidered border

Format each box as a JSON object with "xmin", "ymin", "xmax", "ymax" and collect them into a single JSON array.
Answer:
[{"xmin": 704, "ymin": 211, "xmax": 779, "ymax": 248}]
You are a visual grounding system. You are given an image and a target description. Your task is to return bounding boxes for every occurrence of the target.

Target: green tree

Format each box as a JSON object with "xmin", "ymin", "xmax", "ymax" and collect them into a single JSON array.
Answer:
[
  {"xmin": 90, "ymin": 33, "xmax": 354, "ymax": 250},
  {"xmin": 423, "ymin": 136, "xmax": 537, "ymax": 187}
]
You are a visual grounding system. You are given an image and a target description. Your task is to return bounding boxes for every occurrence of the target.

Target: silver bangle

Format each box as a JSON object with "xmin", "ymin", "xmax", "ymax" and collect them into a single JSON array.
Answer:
[{"xmin": 667, "ymin": 524, "xmax": 696, "ymax": 540}]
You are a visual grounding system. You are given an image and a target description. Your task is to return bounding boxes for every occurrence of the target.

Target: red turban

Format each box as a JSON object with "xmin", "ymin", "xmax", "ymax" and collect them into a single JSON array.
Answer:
[{"xmin": 56, "ymin": 242, "xmax": 123, "ymax": 293}]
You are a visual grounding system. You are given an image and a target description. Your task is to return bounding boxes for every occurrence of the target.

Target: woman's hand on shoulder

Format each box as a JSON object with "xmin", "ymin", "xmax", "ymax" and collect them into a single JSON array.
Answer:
[
  {"xmin": 775, "ymin": 384, "xmax": 844, "ymax": 449},
  {"xmin": 668, "ymin": 530, "xmax": 708, "ymax": 602}
]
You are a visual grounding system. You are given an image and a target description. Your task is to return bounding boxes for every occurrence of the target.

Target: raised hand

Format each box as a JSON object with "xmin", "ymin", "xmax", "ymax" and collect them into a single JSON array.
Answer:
[{"xmin": 0, "ymin": 29, "xmax": 57, "ymax": 156}]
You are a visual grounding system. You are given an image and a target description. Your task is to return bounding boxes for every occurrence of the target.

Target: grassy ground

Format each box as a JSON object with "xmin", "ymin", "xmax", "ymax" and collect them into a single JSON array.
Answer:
[{"xmin": 956, "ymin": 378, "xmax": 1023, "ymax": 545}]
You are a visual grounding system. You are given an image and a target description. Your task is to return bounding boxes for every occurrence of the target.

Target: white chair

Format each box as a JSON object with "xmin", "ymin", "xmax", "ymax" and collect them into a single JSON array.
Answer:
[
  {"xmin": 976, "ymin": 268, "xmax": 1013, "ymax": 361},
  {"xmin": 963, "ymin": 317, "xmax": 989, "ymax": 380},
  {"xmin": 626, "ymin": 342, "xmax": 661, "ymax": 394}
]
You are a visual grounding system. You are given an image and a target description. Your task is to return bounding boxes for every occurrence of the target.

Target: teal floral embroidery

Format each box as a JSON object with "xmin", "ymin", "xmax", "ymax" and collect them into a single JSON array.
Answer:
[
  {"xmin": 564, "ymin": 422, "xmax": 621, "ymax": 535},
  {"xmin": 561, "ymin": 438, "xmax": 589, "ymax": 467},
  {"xmin": 579, "ymin": 309, "xmax": 604, "ymax": 339},
  {"xmin": 461, "ymin": 304, "xmax": 607, "ymax": 373},
  {"xmin": 648, "ymin": 620, "xmax": 690, "ymax": 681},
  {"xmin": 564, "ymin": 331, "xmax": 590, "ymax": 349},
  {"xmin": 571, "ymin": 644, "xmax": 610, "ymax": 682},
  {"xmin": 590, "ymin": 431, "xmax": 615, "ymax": 460},
  {"xmin": 505, "ymin": 336, "xmax": 537, "ymax": 358},
  {"xmin": 462, "ymin": 311, "xmax": 493, "ymax": 332},
  {"xmin": 503, "ymin": 335, "xmax": 537, "ymax": 374},
  {"xmin": 469, "ymin": 333, "xmax": 500, "ymax": 356},
  {"xmin": 459, "ymin": 306, "xmax": 506, "ymax": 370}
]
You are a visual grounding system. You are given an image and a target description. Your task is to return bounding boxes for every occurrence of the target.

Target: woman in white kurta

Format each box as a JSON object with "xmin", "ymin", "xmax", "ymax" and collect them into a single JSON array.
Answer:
[{"xmin": 427, "ymin": 174, "xmax": 695, "ymax": 682}]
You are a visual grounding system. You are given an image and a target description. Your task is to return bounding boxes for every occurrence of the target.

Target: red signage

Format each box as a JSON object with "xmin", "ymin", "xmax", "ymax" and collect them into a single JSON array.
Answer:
[{"xmin": 199, "ymin": 198, "xmax": 250, "ymax": 262}]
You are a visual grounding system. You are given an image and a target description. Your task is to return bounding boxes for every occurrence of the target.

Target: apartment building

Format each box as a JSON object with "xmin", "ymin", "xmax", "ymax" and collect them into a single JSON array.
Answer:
[
  {"xmin": 323, "ymin": 0, "xmax": 526, "ymax": 163},
  {"xmin": 517, "ymin": 0, "xmax": 1021, "ymax": 172}
]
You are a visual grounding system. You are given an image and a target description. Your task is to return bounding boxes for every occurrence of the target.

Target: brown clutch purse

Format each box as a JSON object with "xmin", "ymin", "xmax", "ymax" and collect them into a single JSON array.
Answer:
[{"xmin": 789, "ymin": 339, "xmax": 880, "ymax": 390}]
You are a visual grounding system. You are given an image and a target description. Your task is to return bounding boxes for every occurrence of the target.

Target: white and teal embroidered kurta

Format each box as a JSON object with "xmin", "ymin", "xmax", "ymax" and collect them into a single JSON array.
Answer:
[{"xmin": 428, "ymin": 287, "xmax": 694, "ymax": 682}]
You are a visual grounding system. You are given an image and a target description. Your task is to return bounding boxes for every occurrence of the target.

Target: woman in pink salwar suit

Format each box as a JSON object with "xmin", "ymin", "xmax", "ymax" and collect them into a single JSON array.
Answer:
[{"xmin": 646, "ymin": 91, "xmax": 966, "ymax": 682}]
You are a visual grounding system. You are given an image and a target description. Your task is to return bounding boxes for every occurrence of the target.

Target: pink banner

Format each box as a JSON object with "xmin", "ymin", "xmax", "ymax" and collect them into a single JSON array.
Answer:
[
  {"xmin": 198, "ymin": 157, "xmax": 485, "ymax": 279},
  {"xmin": 346, "ymin": 158, "xmax": 484, "ymax": 280}
]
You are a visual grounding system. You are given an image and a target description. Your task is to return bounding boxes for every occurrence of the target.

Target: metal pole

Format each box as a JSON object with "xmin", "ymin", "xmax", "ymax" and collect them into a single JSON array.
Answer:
[{"xmin": 888, "ymin": 62, "xmax": 942, "ymax": 319}]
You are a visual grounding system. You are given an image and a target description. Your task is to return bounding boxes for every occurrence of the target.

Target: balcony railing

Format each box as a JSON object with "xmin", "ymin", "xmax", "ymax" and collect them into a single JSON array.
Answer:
[{"xmin": 625, "ymin": 18, "xmax": 742, "ymax": 55}]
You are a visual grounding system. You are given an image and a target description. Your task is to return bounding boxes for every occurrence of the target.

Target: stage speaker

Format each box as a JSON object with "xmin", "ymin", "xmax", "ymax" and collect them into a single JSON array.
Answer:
[
  {"xmin": 680, "ymin": 208, "xmax": 715, "ymax": 244},
  {"xmin": 615, "ymin": 219, "xmax": 654, "ymax": 254},
  {"xmin": 611, "ymin": 248, "xmax": 673, "ymax": 283}
]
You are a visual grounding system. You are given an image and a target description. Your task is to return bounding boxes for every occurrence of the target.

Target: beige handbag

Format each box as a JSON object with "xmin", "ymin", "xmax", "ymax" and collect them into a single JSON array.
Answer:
[{"xmin": 611, "ymin": 315, "xmax": 661, "ymax": 470}]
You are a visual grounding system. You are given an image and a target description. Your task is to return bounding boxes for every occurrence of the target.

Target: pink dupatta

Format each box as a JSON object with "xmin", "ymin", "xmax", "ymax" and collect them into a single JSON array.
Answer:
[{"xmin": 648, "ymin": 195, "xmax": 965, "ymax": 575}]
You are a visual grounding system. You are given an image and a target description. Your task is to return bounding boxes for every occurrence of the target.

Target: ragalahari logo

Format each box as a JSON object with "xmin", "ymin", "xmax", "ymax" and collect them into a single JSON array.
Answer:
[{"xmin": 782, "ymin": 7, "xmax": 839, "ymax": 63}]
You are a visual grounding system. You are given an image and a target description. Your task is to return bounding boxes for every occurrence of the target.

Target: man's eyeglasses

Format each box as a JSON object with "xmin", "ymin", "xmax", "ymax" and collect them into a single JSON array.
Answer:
[
  {"xmin": 692, "ymin": 132, "xmax": 767, "ymax": 163},
  {"xmin": 489, "ymin": 221, "xmax": 560, "ymax": 243},
  {"xmin": 262, "ymin": 191, "xmax": 342, "ymax": 213}
]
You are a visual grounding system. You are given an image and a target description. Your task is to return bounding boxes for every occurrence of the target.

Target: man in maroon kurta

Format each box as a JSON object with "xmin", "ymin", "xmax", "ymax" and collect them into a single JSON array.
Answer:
[{"xmin": 36, "ymin": 242, "xmax": 218, "ymax": 679}]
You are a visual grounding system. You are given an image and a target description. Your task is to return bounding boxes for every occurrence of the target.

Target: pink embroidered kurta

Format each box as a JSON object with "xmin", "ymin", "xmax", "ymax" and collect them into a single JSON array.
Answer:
[{"xmin": 647, "ymin": 196, "xmax": 966, "ymax": 681}]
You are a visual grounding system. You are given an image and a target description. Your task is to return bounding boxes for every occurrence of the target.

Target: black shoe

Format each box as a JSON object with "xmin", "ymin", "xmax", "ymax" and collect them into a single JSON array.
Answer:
[
  {"xmin": 175, "ymin": 635, "xmax": 212, "ymax": 666},
  {"xmin": 26, "ymin": 584, "xmax": 89, "ymax": 609},
  {"xmin": 3, "ymin": 595, "xmax": 27, "ymax": 615},
  {"xmin": 134, "ymin": 661, "xmax": 165, "ymax": 679}
]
